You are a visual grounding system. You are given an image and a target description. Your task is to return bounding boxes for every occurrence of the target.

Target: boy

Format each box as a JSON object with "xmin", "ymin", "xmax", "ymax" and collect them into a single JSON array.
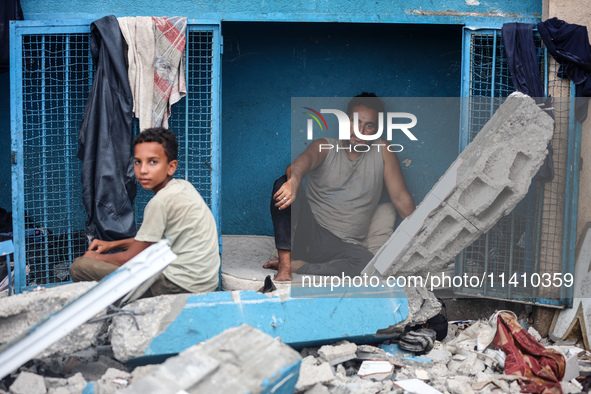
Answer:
[{"xmin": 70, "ymin": 127, "xmax": 220, "ymax": 296}]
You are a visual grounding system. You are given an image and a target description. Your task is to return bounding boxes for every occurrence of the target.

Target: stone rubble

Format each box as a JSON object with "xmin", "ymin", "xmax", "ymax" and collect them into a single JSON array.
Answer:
[{"xmin": 3, "ymin": 287, "xmax": 591, "ymax": 394}]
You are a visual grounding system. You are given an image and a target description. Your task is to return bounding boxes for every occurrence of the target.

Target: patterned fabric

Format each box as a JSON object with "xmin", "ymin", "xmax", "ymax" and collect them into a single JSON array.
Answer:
[
  {"xmin": 493, "ymin": 311, "xmax": 566, "ymax": 394},
  {"xmin": 152, "ymin": 16, "xmax": 187, "ymax": 128},
  {"xmin": 118, "ymin": 17, "xmax": 155, "ymax": 132}
]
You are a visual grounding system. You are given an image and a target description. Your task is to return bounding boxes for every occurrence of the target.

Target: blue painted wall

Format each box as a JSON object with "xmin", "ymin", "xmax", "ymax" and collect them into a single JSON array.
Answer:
[
  {"xmin": 0, "ymin": 73, "xmax": 10, "ymax": 213},
  {"xmin": 222, "ymin": 22, "xmax": 462, "ymax": 235},
  {"xmin": 2, "ymin": 0, "xmax": 542, "ymax": 235},
  {"xmin": 20, "ymin": 0, "xmax": 541, "ymax": 25}
]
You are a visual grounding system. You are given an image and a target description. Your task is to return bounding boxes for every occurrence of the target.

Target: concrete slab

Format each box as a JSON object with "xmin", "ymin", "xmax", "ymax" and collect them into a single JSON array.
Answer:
[
  {"xmin": 111, "ymin": 287, "xmax": 408, "ymax": 362},
  {"xmin": 0, "ymin": 240, "xmax": 177, "ymax": 380},
  {"xmin": 121, "ymin": 325, "xmax": 301, "ymax": 394},
  {"xmin": 550, "ymin": 223, "xmax": 591, "ymax": 349},
  {"xmin": 363, "ymin": 93, "xmax": 554, "ymax": 277}
]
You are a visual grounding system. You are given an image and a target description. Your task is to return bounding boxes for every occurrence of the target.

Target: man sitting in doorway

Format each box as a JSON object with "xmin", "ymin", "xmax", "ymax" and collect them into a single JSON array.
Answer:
[
  {"xmin": 70, "ymin": 127, "xmax": 220, "ymax": 296},
  {"xmin": 264, "ymin": 93, "xmax": 416, "ymax": 281}
]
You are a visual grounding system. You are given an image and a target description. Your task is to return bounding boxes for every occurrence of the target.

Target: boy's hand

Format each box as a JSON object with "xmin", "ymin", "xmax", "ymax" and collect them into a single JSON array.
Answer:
[{"xmin": 88, "ymin": 239, "xmax": 112, "ymax": 254}]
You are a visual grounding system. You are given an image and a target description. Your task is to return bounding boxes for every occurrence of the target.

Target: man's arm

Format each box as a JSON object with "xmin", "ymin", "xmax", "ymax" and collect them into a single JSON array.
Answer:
[
  {"xmin": 382, "ymin": 142, "xmax": 415, "ymax": 219},
  {"xmin": 87, "ymin": 238, "xmax": 134, "ymax": 254},
  {"xmin": 83, "ymin": 239, "xmax": 154, "ymax": 267},
  {"xmin": 274, "ymin": 139, "xmax": 330, "ymax": 210}
]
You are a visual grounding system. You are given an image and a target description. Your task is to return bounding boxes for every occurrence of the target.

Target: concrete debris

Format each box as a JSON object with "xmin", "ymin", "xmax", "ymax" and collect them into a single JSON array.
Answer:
[
  {"xmin": 44, "ymin": 373, "xmax": 87, "ymax": 394},
  {"xmin": 0, "ymin": 282, "xmax": 106, "ymax": 359},
  {"xmin": 376, "ymin": 286, "xmax": 442, "ymax": 335},
  {"xmin": 551, "ymin": 223, "xmax": 591, "ymax": 350},
  {"xmin": 304, "ymin": 383, "xmax": 330, "ymax": 394},
  {"xmin": 446, "ymin": 376, "xmax": 475, "ymax": 394},
  {"xmin": 318, "ymin": 341, "xmax": 357, "ymax": 365},
  {"xmin": 363, "ymin": 92, "xmax": 554, "ymax": 277},
  {"xmin": 357, "ymin": 360, "xmax": 394, "ymax": 380},
  {"xmin": 394, "ymin": 379, "xmax": 443, "ymax": 394},
  {"xmin": 109, "ymin": 294, "xmax": 181, "ymax": 362},
  {"xmin": 5, "ymin": 284, "xmax": 590, "ymax": 394},
  {"xmin": 9, "ymin": 371, "xmax": 46, "ymax": 394},
  {"xmin": 94, "ymin": 368, "xmax": 131, "ymax": 394},
  {"xmin": 123, "ymin": 324, "xmax": 301, "ymax": 394},
  {"xmin": 296, "ymin": 356, "xmax": 334, "ymax": 391},
  {"xmin": 69, "ymin": 356, "xmax": 128, "ymax": 384}
]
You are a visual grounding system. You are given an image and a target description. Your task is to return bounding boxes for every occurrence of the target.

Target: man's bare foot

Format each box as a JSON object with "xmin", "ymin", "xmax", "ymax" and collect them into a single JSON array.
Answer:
[
  {"xmin": 274, "ymin": 271, "xmax": 292, "ymax": 281},
  {"xmin": 263, "ymin": 259, "xmax": 279, "ymax": 270}
]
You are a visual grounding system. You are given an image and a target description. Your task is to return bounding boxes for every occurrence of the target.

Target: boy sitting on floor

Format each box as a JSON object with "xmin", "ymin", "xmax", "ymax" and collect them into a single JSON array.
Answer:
[{"xmin": 70, "ymin": 127, "xmax": 220, "ymax": 296}]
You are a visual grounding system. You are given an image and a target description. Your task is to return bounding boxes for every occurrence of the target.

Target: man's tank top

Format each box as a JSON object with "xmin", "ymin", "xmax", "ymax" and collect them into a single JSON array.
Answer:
[{"xmin": 306, "ymin": 138, "xmax": 384, "ymax": 245}]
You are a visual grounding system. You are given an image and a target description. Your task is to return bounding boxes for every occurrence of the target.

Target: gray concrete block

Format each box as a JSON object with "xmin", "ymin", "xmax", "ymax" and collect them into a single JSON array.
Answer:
[
  {"xmin": 0, "ymin": 282, "xmax": 106, "ymax": 358},
  {"xmin": 94, "ymin": 368, "xmax": 131, "ymax": 394},
  {"xmin": 109, "ymin": 294, "xmax": 182, "ymax": 362},
  {"xmin": 363, "ymin": 93, "xmax": 554, "ymax": 277},
  {"xmin": 9, "ymin": 372, "xmax": 46, "ymax": 394},
  {"xmin": 317, "ymin": 342, "xmax": 357, "ymax": 365},
  {"xmin": 296, "ymin": 356, "xmax": 334, "ymax": 391},
  {"xmin": 122, "ymin": 324, "xmax": 301, "ymax": 394}
]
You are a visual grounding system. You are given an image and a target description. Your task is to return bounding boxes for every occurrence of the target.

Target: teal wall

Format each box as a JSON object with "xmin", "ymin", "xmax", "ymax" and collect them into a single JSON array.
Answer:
[
  {"xmin": 0, "ymin": 73, "xmax": 10, "ymax": 213},
  {"xmin": 20, "ymin": 0, "xmax": 541, "ymax": 25},
  {"xmin": 221, "ymin": 22, "xmax": 462, "ymax": 235}
]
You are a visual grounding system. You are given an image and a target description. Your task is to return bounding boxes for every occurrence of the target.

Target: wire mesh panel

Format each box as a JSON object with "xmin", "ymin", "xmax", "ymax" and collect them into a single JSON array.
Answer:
[
  {"xmin": 455, "ymin": 28, "xmax": 577, "ymax": 306},
  {"xmin": 134, "ymin": 27, "xmax": 219, "ymax": 227},
  {"xmin": 14, "ymin": 31, "xmax": 92, "ymax": 289},
  {"xmin": 11, "ymin": 22, "xmax": 221, "ymax": 294}
]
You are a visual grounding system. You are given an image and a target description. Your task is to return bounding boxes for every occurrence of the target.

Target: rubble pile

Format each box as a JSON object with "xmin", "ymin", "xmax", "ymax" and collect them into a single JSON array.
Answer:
[{"xmin": 2, "ymin": 309, "xmax": 591, "ymax": 393}]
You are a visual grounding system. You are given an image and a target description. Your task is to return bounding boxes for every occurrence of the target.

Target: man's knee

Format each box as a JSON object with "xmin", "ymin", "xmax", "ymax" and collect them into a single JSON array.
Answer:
[
  {"xmin": 69, "ymin": 257, "xmax": 86, "ymax": 282},
  {"xmin": 272, "ymin": 175, "xmax": 288, "ymax": 195},
  {"xmin": 69, "ymin": 256, "xmax": 117, "ymax": 282}
]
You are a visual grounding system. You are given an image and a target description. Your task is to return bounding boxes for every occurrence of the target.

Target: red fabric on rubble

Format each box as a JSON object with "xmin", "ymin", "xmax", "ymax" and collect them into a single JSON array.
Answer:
[{"xmin": 493, "ymin": 311, "xmax": 566, "ymax": 394}]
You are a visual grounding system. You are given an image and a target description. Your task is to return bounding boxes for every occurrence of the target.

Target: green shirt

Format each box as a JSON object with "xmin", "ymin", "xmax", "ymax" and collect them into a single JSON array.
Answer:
[{"xmin": 135, "ymin": 179, "xmax": 219, "ymax": 293}]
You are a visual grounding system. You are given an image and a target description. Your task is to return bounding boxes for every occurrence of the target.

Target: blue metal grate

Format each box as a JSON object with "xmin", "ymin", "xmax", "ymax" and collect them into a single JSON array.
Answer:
[
  {"xmin": 134, "ymin": 29, "xmax": 216, "ymax": 225},
  {"xmin": 456, "ymin": 29, "xmax": 577, "ymax": 306},
  {"xmin": 11, "ymin": 23, "xmax": 220, "ymax": 293},
  {"xmin": 19, "ymin": 33, "xmax": 92, "ymax": 286}
]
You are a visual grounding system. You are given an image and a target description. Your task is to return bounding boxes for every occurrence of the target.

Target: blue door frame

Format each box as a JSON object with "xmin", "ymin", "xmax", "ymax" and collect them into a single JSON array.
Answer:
[{"xmin": 10, "ymin": 20, "xmax": 222, "ymax": 294}]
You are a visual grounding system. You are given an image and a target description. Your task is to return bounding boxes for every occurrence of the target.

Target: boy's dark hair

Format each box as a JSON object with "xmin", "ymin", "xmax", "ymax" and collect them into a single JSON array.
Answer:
[
  {"xmin": 133, "ymin": 127, "xmax": 178, "ymax": 162},
  {"xmin": 347, "ymin": 92, "xmax": 385, "ymax": 116}
]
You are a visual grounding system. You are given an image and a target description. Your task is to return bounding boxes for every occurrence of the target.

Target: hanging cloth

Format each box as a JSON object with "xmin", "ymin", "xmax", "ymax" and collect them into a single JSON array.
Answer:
[
  {"xmin": 537, "ymin": 17, "xmax": 591, "ymax": 123},
  {"xmin": 152, "ymin": 16, "xmax": 187, "ymax": 128},
  {"xmin": 118, "ymin": 16, "xmax": 155, "ymax": 132},
  {"xmin": 0, "ymin": 0, "xmax": 24, "ymax": 73},
  {"xmin": 77, "ymin": 15, "xmax": 136, "ymax": 241}
]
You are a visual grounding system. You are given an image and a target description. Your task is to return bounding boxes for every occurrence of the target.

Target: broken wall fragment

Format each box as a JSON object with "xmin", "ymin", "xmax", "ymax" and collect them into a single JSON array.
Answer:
[{"xmin": 363, "ymin": 93, "xmax": 554, "ymax": 277}]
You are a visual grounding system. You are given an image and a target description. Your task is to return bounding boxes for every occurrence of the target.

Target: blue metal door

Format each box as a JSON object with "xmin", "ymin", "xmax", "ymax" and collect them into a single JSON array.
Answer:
[
  {"xmin": 10, "ymin": 20, "xmax": 221, "ymax": 294},
  {"xmin": 455, "ymin": 27, "xmax": 580, "ymax": 307}
]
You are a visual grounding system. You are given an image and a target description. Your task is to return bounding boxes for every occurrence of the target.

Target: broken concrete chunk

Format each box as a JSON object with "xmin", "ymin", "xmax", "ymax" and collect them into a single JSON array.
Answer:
[
  {"xmin": 357, "ymin": 361, "xmax": 394, "ymax": 381},
  {"xmin": 44, "ymin": 373, "xmax": 87, "ymax": 394},
  {"xmin": 0, "ymin": 282, "xmax": 106, "ymax": 359},
  {"xmin": 123, "ymin": 325, "xmax": 301, "ymax": 394},
  {"xmin": 364, "ymin": 93, "xmax": 554, "ymax": 277},
  {"xmin": 304, "ymin": 383, "xmax": 330, "ymax": 394},
  {"xmin": 376, "ymin": 286, "xmax": 441, "ymax": 335},
  {"xmin": 318, "ymin": 342, "xmax": 357, "ymax": 365},
  {"xmin": 9, "ymin": 371, "xmax": 46, "ymax": 394},
  {"xmin": 94, "ymin": 368, "xmax": 131, "ymax": 394},
  {"xmin": 109, "ymin": 294, "xmax": 183, "ymax": 362},
  {"xmin": 425, "ymin": 348, "xmax": 452, "ymax": 365},
  {"xmin": 296, "ymin": 357, "xmax": 334, "ymax": 391},
  {"xmin": 447, "ymin": 376, "xmax": 475, "ymax": 394},
  {"xmin": 394, "ymin": 378, "xmax": 443, "ymax": 394}
]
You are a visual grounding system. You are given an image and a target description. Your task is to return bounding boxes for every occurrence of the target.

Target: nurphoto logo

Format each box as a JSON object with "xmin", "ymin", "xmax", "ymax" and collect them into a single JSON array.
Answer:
[{"xmin": 303, "ymin": 107, "xmax": 418, "ymax": 153}]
